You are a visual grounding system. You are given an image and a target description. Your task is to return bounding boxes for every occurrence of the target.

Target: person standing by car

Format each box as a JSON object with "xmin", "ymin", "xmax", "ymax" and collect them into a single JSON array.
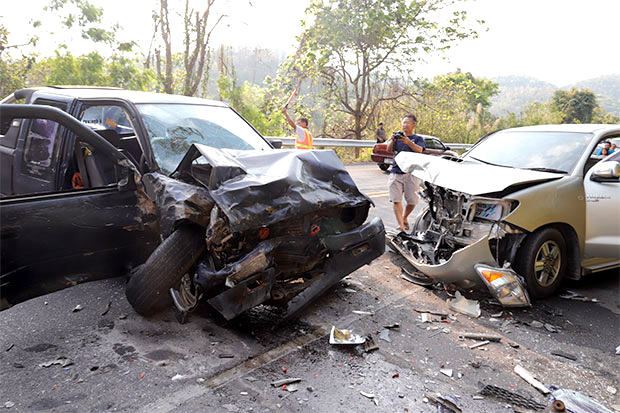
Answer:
[
  {"xmin": 387, "ymin": 114, "xmax": 425, "ymax": 234},
  {"xmin": 375, "ymin": 122, "xmax": 386, "ymax": 143},
  {"xmin": 282, "ymin": 107, "xmax": 313, "ymax": 150}
]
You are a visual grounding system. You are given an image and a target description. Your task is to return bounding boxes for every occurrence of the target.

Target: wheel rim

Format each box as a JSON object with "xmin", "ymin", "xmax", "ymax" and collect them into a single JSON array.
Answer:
[{"xmin": 533, "ymin": 240, "xmax": 561, "ymax": 287}]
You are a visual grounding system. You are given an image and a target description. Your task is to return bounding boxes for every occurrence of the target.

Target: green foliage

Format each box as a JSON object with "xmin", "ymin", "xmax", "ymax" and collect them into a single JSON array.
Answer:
[
  {"xmin": 552, "ymin": 88, "xmax": 598, "ymax": 124},
  {"xmin": 283, "ymin": 0, "xmax": 481, "ymax": 139},
  {"xmin": 412, "ymin": 71, "xmax": 499, "ymax": 143}
]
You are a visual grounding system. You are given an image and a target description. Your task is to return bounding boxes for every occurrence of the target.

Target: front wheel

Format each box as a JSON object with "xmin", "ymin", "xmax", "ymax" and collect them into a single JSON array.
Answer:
[
  {"xmin": 378, "ymin": 163, "xmax": 390, "ymax": 171},
  {"xmin": 126, "ymin": 223, "xmax": 206, "ymax": 316},
  {"xmin": 514, "ymin": 228, "xmax": 566, "ymax": 299}
]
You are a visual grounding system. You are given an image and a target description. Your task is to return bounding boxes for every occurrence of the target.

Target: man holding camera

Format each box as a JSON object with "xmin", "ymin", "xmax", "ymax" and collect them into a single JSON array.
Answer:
[{"xmin": 387, "ymin": 114, "xmax": 425, "ymax": 234}]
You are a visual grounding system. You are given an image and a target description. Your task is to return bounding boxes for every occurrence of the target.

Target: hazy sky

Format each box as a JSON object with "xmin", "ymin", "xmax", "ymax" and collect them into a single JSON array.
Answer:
[{"xmin": 3, "ymin": 0, "xmax": 619, "ymax": 86}]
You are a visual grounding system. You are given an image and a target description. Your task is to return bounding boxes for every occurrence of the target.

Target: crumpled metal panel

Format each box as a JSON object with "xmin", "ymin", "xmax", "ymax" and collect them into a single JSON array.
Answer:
[
  {"xmin": 394, "ymin": 152, "xmax": 562, "ymax": 196},
  {"xmin": 141, "ymin": 172, "xmax": 214, "ymax": 238},
  {"xmin": 387, "ymin": 234, "xmax": 498, "ymax": 289},
  {"xmin": 178, "ymin": 145, "xmax": 371, "ymax": 232}
]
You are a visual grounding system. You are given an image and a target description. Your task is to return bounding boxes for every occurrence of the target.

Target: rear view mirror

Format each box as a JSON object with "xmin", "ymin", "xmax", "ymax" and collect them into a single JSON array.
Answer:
[{"xmin": 591, "ymin": 161, "xmax": 620, "ymax": 182}]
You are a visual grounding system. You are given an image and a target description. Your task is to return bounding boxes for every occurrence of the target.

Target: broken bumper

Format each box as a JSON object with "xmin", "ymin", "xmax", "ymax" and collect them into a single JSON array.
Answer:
[
  {"xmin": 388, "ymin": 234, "xmax": 497, "ymax": 289},
  {"xmin": 207, "ymin": 217, "xmax": 385, "ymax": 320}
]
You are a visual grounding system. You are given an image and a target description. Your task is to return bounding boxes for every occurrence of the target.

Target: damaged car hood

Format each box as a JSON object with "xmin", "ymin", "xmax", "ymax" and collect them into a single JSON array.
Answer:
[
  {"xmin": 395, "ymin": 152, "xmax": 564, "ymax": 195},
  {"xmin": 171, "ymin": 144, "xmax": 371, "ymax": 232}
]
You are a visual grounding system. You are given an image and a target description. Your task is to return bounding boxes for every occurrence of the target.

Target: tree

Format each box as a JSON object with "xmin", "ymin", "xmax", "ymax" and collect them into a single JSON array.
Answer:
[
  {"xmin": 411, "ymin": 71, "xmax": 499, "ymax": 142},
  {"xmin": 286, "ymin": 0, "xmax": 482, "ymax": 139},
  {"xmin": 552, "ymin": 88, "xmax": 598, "ymax": 124},
  {"xmin": 147, "ymin": 0, "xmax": 225, "ymax": 96}
]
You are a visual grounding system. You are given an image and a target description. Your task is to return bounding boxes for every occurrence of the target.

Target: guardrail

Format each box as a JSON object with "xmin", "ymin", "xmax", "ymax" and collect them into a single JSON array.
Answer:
[{"xmin": 266, "ymin": 137, "xmax": 473, "ymax": 150}]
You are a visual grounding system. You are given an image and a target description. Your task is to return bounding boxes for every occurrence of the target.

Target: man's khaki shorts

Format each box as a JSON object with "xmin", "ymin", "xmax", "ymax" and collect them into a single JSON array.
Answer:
[{"xmin": 388, "ymin": 173, "xmax": 419, "ymax": 205}]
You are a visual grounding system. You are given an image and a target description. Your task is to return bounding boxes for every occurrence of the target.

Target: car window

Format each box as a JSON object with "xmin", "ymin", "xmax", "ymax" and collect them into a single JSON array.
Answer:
[
  {"xmin": 464, "ymin": 130, "xmax": 592, "ymax": 174},
  {"xmin": 136, "ymin": 103, "xmax": 271, "ymax": 175},
  {"xmin": 81, "ymin": 105, "xmax": 135, "ymax": 136}
]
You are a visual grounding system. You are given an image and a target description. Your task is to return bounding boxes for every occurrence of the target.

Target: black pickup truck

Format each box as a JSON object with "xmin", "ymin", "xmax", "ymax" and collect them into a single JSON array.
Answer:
[{"xmin": 0, "ymin": 87, "xmax": 384, "ymax": 320}]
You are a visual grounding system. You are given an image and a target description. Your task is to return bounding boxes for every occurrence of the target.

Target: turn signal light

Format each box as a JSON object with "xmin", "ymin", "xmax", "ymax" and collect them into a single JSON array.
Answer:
[{"xmin": 257, "ymin": 227, "xmax": 270, "ymax": 240}]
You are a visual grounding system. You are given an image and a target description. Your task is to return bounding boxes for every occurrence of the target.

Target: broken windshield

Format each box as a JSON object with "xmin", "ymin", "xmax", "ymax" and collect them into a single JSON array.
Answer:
[
  {"xmin": 136, "ymin": 103, "xmax": 271, "ymax": 174},
  {"xmin": 464, "ymin": 130, "xmax": 592, "ymax": 174}
]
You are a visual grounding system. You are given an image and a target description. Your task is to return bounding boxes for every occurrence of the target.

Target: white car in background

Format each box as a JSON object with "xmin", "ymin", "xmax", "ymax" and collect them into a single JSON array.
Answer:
[{"xmin": 389, "ymin": 124, "xmax": 620, "ymax": 306}]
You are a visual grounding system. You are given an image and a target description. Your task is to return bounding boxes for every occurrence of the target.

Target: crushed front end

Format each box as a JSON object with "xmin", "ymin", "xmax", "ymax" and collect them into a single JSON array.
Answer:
[
  {"xmin": 144, "ymin": 145, "xmax": 385, "ymax": 320},
  {"xmin": 388, "ymin": 182, "xmax": 530, "ymax": 307}
]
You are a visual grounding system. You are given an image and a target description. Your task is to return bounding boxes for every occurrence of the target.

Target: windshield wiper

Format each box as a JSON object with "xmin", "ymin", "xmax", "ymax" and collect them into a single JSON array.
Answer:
[
  {"xmin": 468, "ymin": 156, "xmax": 508, "ymax": 167},
  {"xmin": 523, "ymin": 167, "xmax": 567, "ymax": 174}
]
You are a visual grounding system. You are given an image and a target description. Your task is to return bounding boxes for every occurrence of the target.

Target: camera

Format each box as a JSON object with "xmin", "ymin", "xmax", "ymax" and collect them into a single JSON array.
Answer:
[{"xmin": 392, "ymin": 131, "xmax": 405, "ymax": 140}]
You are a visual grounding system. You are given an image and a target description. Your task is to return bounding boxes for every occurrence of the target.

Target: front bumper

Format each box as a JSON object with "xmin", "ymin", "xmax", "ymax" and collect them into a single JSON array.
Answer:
[
  {"xmin": 387, "ymin": 234, "xmax": 496, "ymax": 289},
  {"xmin": 204, "ymin": 217, "xmax": 385, "ymax": 320}
]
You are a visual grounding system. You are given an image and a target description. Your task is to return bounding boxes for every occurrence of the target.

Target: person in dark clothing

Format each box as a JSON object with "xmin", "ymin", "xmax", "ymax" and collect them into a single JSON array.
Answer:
[
  {"xmin": 375, "ymin": 122, "xmax": 386, "ymax": 143},
  {"xmin": 387, "ymin": 114, "xmax": 425, "ymax": 233}
]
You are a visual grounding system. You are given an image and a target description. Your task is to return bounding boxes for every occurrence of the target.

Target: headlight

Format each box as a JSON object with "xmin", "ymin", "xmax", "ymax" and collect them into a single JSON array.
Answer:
[{"xmin": 475, "ymin": 264, "xmax": 530, "ymax": 307}]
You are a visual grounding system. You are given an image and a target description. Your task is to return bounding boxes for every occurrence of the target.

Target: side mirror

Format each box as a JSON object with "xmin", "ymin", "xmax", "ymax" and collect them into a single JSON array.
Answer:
[
  {"xmin": 591, "ymin": 161, "xmax": 620, "ymax": 182},
  {"xmin": 445, "ymin": 146, "xmax": 451, "ymax": 151},
  {"xmin": 270, "ymin": 139, "xmax": 283, "ymax": 149}
]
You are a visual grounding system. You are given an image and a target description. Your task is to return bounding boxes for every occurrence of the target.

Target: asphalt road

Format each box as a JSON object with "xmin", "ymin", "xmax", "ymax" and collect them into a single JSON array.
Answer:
[{"xmin": 0, "ymin": 162, "xmax": 618, "ymax": 412}]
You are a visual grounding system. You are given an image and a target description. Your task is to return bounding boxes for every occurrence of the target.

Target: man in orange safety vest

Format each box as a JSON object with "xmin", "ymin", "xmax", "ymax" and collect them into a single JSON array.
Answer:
[{"xmin": 282, "ymin": 106, "xmax": 313, "ymax": 149}]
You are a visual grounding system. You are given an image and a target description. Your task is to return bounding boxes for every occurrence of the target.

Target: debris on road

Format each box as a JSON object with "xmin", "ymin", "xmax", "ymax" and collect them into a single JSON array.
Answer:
[
  {"xmin": 440, "ymin": 368, "xmax": 453, "ymax": 378},
  {"xmin": 39, "ymin": 357, "xmax": 73, "ymax": 368},
  {"xmin": 615, "ymin": 345, "xmax": 620, "ymax": 355},
  {"xmin": 415, "ymin": 308, "xmax": 449, "ymax": 317},
  {"xmin": 448, "ymin": 292, "xmax": 481, "ymax": 318},
  {"xmin": 119, "ymin": 314, "xmax": 128, "ymax": 320},
  {"xmin": 559, "ymin": 290, "xmax": 599, "ymax": 303},
  {"xmin": 363, "ymin": 336, "xmax": 379, "ymax": 352},
  {"xmin": 72, "ymin": 304, "xmax": 83, "ymax": 312},
  {"xmin": 343, "ymin": 288, "xmax": 358, "ymax": 294},
  {"xmin": 378, "ymin": 329, "xmax": 391, "ymax": 343},
  {"xmin": 425, "ymin": 393, "xmax": 462, "ymax": 412},
  {"xmin": 171, "ymin": 374, "xmax": 187, "ymax": 381},
  {"xmin": 514, "ymin": 365, "xmax": 550, "ymax": 395},
  {"xmin": 469, "ymin": 340, "xmax": 490, "ymax": 350},
  {"xmin": 359, "ymin": 391, "xmax": 378, "ymax": 405},
  {"xmin": 4, "ymin": 401, "xmax": 15, "ymax": 409},
  {"xmin": 383, "ymin": 323, "xmax": 400, "ymax": 329},
  {"xmin": 329, "ymin": 326, "xmax": 365, "ymax": 345},
  {"xmin": 101, "ymin": 301, "xmax": 112, "ymax": 316},
  {"xmin": 352, "ymin": 310, "xmax": 374, "ymax": 315},
  {"xmin": 401, "ymin": 268, "xmax": 435, "ymax": 287},
  {"xmin": 551, "ymin": 350, "xmax": 577, "ymax": 361},
  {"xmin": 529, "ymin": 320, "xmax": 544, "ymax": 328},
  {"xmin": 480, "ymin": 384, "xmax": 546, "ymax": 410},
  {"xmin": 551, "ymin": 388, "xmax": 614, "ymax": 413},
  {"xmin": 545, "ymin": 323, "xmax": 559, "ymax": 333},
  {"xmin": 461, "ymin": 332, "xmax": 502, "ymax": 342},
  {"xmin": 429, "ymin": 328, "xmax": 450, "ymax": 338},
  {"xmin": 5, "ymin": 344, "xmax": 14, "ymax": 352},
  {"xmin": 271, "ymin": 378, "xmax": 301, "ymax": 387},
  {"xmin": 218, "ymin": 354, "xmax": 235, "ymax": 359}
]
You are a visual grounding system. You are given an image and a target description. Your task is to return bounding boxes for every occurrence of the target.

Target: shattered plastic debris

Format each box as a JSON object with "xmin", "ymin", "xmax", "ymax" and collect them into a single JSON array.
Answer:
[
  {"xmin": 359, "ymin": 391, "xmax": 378, "ymax": 405},
  {"xmin": 171, "ymin": 374, "xmax": 187, "ymax": 381},
  {"xmin": 544, "ymin": 323, "xmax": 559, "ymax": 333},
  {"xmin": 448, "ymin": 292, "xmax": 481, "ymax": 318},
  {"xmin": 529, "ymin": 320, "xmax": 544, "ymax": 328},
  {"xmin": 329, "ymin": 326, "xmax": 366, "ymax": 345},
  {"xmin": 559, "ymin": 290, "xmax": 599, "ymax": 303},
  {"xmin": 378, "ymin": 329, "xmax": 391, "ymax": 343},
  {"xmin": 425, "ymin": 394, "xmax": 462, "ymax": 413},
  {"xmin": 383, "ymin": 323, "xmax": 400, "ymax": 329},
  {"xmin": 440, "ymin": 369, "xmax": 453, "ymax": 378},
  {"xmin": 615, "ymin": 345, "xmax": 620, "ymax": 355},
  {"xmin": 551, "ymin": 388, "xmax": 614, "ymax": 413},
  {"xmin": 72, "ymin": 304, "xmax": 83, "ymax": 312},
  {"xmin": 4, "ymin": 401, "xmax": 15, "ymax": 409},
  {"xmin": 271, "ymin": 378, "xmax": 301, "ymax": 387},
  {"xmin": 39, "ymin": 357, "xmax": 73, "ymax": 368},
  {"xmin": 363, "ymin": 336, "xmax": 379, "ymax": 352},
  {"xmin": 514, "ymin": 365, "xmax": 550, "ymax": 394}
]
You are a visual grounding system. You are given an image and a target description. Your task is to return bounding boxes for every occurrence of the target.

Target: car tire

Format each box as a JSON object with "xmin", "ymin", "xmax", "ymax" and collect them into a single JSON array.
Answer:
[
  {"xmin": 514, "ymin": 228, "xmax": 567, "ymax": 299},
  {"xmin": 125, "ymin": 223, "xmax": 206, "ymax": 316},
  {"xmin": 379, "ymin": 163, "xmax": 390, "ymax": 171}
]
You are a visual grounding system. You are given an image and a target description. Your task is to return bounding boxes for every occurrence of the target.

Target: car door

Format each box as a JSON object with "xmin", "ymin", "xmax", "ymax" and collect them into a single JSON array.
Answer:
[
  {"xmin": 583, "ymin": 151, "xmax": 620, "ymax": 258},
  {"xmin": 0, "ymin": 104, "xmax": 160, "ymax": 309}
]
